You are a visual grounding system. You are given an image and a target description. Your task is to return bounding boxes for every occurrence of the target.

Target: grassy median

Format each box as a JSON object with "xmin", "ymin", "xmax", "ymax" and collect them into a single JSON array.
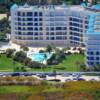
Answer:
[{"xmin": 0, "ymin": 81, "xmax": 99, "ymax": 100}]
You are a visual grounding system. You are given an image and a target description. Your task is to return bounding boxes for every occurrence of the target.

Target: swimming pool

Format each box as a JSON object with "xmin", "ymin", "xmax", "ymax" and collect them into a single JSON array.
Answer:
[{"xmin": 28, "ymin": 53, "xmax": 52, "ymax": 63}]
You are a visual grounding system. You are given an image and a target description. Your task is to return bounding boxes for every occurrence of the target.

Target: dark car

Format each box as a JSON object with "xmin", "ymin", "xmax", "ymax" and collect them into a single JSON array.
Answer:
[
  {"xmin": 11, "ymin": 72, "xmax": 20, "ymax": 76},
  {"xmin": 77, "ymin": 78, "xmax": 85, "ymax": 81},
  {"xmin": 36, "ymin": 74, "xmax": 46, "ymax": 78},
  {"xmin": 39, "ymin": 74, "xmax": 46, "ymax": 78},
  {"xmin": 48, "ymin": 73, "xmax": 56, "ymax": 77}
]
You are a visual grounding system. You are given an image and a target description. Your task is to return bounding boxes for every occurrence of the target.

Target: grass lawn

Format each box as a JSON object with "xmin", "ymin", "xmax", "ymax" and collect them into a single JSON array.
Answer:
[
  {"xmin": 28, "ymin": 54, "xmax": 85, "ymax": 72},
  {"xmin": 49, "ymin": 53, "xmax": 84, "ymax": 72},
  {"xmin": 0, "ymin": 54, "xmax": 23, "ymax": 72}
]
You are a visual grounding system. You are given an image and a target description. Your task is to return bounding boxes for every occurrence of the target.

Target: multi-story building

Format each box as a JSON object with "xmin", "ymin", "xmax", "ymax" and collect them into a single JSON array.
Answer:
[
  {"xmin": 11, "ymin": 3, "xmax": 88, "ymax": 47},
  {"xmin": 85, "ymin": 5, "xmax": 100, "ymax": 67},
  {"xmin": 11, "ymin": 3, "xmax": 69, "ymax": 47}
]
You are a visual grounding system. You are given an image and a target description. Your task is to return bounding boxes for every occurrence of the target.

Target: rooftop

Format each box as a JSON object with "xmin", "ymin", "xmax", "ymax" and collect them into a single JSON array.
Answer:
[
  {"xmin": 11, "ymin": 3, "xmax": 68, "ymax": 11},
  {"xmin": 11, "ymin": 3, "xmax": 100, "ymax": 15}
]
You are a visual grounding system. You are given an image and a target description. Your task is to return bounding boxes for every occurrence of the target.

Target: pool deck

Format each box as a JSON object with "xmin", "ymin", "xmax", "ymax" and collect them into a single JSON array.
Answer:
[{"xmin": 0, "ymin": 41, "xmax": 85, "ymax": 55}]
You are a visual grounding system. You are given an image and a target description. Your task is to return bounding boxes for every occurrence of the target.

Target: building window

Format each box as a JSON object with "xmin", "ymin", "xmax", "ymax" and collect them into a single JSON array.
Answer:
[
  {"xmin": 28, "ymin": 32, "xmax": 33, "ymax": 35},
  {"xmin": 35, "ymin": 32, "xmax": 38, "ymax": 35},
  {"xmin": 34, "ymin": 23, "xmax": 38, "ymax": 26},
  {"xmin": 39, "ymin": 12, "xmax": 42, "ymax": 16},
  {"xmin": 39, "ymin": 23, "xmax": 42, "ymax": 26},
  {"xmin": 39, "ymin": 27, "xmax": 43, "ymax": 30},
  {"xmin": 40, "ymin": 32, "xmax": 43, "ymax": 35},
  {"xmin": 18, "ymin": 17, "xmax": 21, "ymax": 21},
  {"xmin": 90, "ymin": 51, "xmax": 93, "ymax": 55},
  {"xmin": 23, "ymin": 23, "xmax": 26, "ymax": 26},
  {"xmin": 22, "ymin": 12, "xmax": 25, "ymax": 16},
  {"xmin": 27, "ymin": 18, "xmax": 33, "ymax": 21},
  {"xmin": 17, "ymin": 12, "xmax": 21, "ymax": 16},
  {"xmin": 28, "ymin": 27, "xmax": 33, "ymax": 30},
  {"xmin": 96, "ymin": 57, "xmax": 99, "ymax": 60},
  {"xmin": 56, "ymin": 36, "xmax": 62, "ymax": 40},
  {"xmin": 23, "ymin": 27, "xmax": 26, "ymax": 30},
  {"xmin": 51, "ymin": 27, "xmax": 54, "ymax": 31},
  {"xmin": 85, "ymin": 21, "xmax": 88, "ymax": 24},
  {"xmin": 96, "ymin": 62, "xmax": 99, "ymax": 65},
  {"xmin": 28, "ymin": 23, "xmax": 33, "ymax": 26},
  {"xmin": 39, "ymin": 18, "xmax": 42, "ymax": 21},
  {"xmin": 56, "ymin": 27, "xmax": 62, "ymax": 30},
  {"xmin": 96, "ymin": 52, "xmax": 99, "ymax": 55},
  {"xmin": 46, "ymin": 32, "xmax": 49, "ymax": 35},
  {"xmin": 63, "ymin": 27, "xmax": 67, "ymax": 30},
  {"xmin": 34, "ymin": 18, "xmax": 38, "ymax": 21},
  {"xmin": 63, "ymin": 37, "xmax": 67, "ymax": 40},
  {"xmin": 50, "ymin": 32, "xmax": 54, "ymax": 35},
  {"xmin": 34, "ymin": 37, "xmax": 38, "ymax": 40},
  {"xmin": 88, "ymin": 62, "xmax": 94, "ymax": 66},
  {"xmin": 34, "ymin": 27, "xmax": 38, "ymax": 31},
  {"xmin": 27, "ymin": 12, "xmax": 32, "ymax": 16},
  {"xmin": 70, "ymin": 17, "xmax": 83, "ymax": 23},
  {"xmin": 18, "ymin": 27, "xmax": 21, "ymax": 30},
  {"xmin": 34, "ymin": 12, "xmax": 38, "ymax": 16},
  {"xmin": 18, "ymin": 22, "xmax": 21, "ymax": 25},
  {"xmin": 51, "ymin": 37, "xmax": 55, "ymax": 40}
]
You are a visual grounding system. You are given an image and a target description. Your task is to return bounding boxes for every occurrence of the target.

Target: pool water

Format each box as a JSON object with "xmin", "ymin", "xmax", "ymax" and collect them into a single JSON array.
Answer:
[{"xmin": 28, "ymin": 53, "xmax": 52, "ymax": 63}]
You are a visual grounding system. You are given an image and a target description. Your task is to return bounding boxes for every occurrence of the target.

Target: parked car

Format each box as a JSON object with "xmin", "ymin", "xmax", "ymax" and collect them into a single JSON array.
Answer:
[
  {"xmin": 77, "ymin": 78, "xmax": 85, "ymax": 81},
  {"xmin": 11, "ymin": 72, "xmax": 20, "ymax": 76},
  {"xmin": 72, "ymin": 73, "xmax": 81, "ymax": 77},
  {"xmin": 48, "ymin": 73, "xmax": 56, "ymax": 77},
  {"xmin": 36, "ymin": 74, "xmax": 46, "ymax": 78},
  {"xmin": 62, "ymin": 73, "xmax": 70, "ymax": 77}
]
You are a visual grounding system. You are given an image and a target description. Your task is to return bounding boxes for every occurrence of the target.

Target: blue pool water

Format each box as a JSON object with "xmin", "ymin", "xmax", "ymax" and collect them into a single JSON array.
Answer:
[{"xmin": 28, "ymin": 53, "xmax": 52, "ymax": 63}]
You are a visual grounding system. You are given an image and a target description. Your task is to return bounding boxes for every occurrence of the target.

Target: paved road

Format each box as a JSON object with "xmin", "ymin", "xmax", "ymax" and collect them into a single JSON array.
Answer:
[{"xmin": 0, "ymin": 72, "xmax": 100, "ymax": 76}]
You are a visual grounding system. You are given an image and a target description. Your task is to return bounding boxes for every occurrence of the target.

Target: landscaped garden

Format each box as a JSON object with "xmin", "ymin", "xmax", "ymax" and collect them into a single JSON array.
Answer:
[
  {"xmin": 0, "ymin": 81, "xmax": 99, "ymax": 100},
  {"xmin": 0, "ymin": 53, "xmax": 84, "ymax": 72},
  {"xmin": 0, "ymin": 44, "xmax": 89, "ymax": 72}
]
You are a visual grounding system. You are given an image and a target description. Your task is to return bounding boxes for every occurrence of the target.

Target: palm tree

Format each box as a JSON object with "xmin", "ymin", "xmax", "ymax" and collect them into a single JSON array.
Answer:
[{"xmin": 46, "ymin": 45, "xmax": 52, "ymax": 53}]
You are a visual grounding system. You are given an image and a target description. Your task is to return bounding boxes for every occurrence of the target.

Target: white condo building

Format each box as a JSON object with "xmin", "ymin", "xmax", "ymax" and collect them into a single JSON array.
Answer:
[
  {"xmin": 11, "ymin": 3, "xmax": 68, "ymax": 47},
  {"xmin": 10, "ymin": 3, "xmax": 88, "ymax": 47}
]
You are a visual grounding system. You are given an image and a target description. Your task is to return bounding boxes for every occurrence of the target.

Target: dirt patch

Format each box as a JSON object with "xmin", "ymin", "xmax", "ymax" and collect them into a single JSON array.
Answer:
[
  {"xmin": 0, "ymin": 93, "xmax": 18, "ymax": 100},
  {"xmin": 40, "ymin": 92, "xmax": 93, "ymax": 100},
  {"xmin": 65, "ymin": 92, "xmax": 93, "ymax": 100}
]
